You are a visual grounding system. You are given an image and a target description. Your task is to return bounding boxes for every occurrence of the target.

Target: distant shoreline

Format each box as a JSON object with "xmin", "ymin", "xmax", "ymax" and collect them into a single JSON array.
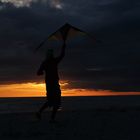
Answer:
[{"xmin": 0, "ymin": 94, "xmax": 140, "ymax": 99}]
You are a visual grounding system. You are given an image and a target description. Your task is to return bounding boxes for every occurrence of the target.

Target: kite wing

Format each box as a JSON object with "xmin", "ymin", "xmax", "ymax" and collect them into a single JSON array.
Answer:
[
  {"xmin": 48, "ymin": 23, "xmax": 87, "ymax": 41},
  {"xmin": 35, "ymin": 23, "xmax": 91, "ymax": 51}
]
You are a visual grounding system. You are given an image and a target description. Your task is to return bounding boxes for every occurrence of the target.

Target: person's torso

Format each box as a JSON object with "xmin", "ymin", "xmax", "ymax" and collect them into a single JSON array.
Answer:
[{"xmin": 44, "ymin": 58, "xmax": 59, "ymax": 81}]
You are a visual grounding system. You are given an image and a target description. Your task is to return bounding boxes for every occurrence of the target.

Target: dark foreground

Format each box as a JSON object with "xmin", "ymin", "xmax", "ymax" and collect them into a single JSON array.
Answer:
[{"xmin": 0, "ymin": 96, "xmax": 140, "ymax": 140}]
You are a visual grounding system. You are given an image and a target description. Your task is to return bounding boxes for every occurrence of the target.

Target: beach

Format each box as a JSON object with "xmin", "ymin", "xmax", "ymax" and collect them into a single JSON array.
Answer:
[{"xmin": 0, "ymin": 96, "xmax": 140, "ymax": 140}]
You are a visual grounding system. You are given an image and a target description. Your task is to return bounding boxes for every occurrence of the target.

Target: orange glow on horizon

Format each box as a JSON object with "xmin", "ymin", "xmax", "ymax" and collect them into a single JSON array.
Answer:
[{"xmin": 0, "ymin": 82, "xmax": 140, "ymax": 97}]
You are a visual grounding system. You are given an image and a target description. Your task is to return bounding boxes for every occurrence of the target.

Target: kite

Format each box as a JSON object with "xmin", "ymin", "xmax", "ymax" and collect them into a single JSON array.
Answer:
[{"xmin": 35, "ymin": 23, "xmax": 96, "ymax": 51}]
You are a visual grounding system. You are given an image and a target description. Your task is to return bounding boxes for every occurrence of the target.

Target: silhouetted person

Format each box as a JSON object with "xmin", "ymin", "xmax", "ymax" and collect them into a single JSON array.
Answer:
[{"xmin": 36, "ymin": 42, "xmax": 66, "ymax": 122}]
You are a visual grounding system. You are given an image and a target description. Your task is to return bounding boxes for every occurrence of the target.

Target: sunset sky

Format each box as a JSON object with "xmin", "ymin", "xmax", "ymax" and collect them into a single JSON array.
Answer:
[{"xmin": 0, "ymin": 0, "xmax": 140, "ymax": 97}]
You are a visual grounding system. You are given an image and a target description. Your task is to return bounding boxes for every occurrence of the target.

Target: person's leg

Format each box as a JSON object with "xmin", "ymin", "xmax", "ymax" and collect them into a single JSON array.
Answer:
[
  {"xmin": 49, "ymin": 82, "xmax": 60, "ymax": 122},
  {"xmin": 36, "ymin": 101, "xmax": 48, "ymax": 120},
  {"xmin": 39, "ymin": 101, "xmax": 48, "ymax": 113},
  {"xmin": 50, "ymin": 106, "xmax": 58, "ymax": 122}
]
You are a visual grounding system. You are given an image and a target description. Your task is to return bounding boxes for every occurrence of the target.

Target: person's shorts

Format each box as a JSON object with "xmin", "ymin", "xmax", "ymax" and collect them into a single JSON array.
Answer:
[{"xmin": 46, "ymin": 81, "xmax": 61, "ymax": 108}]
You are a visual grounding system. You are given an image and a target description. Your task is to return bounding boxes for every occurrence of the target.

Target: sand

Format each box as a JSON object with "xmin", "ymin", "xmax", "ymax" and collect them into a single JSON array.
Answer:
[{"xmin": 0, "ymin": 96, "xmax": 140, "ymax": 140}]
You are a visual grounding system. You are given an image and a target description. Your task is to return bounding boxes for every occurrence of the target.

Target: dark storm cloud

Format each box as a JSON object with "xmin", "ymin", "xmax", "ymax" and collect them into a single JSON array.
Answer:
[{"xmin": 0, "ymin": 0, "xmax": 140, "ymax": 92}]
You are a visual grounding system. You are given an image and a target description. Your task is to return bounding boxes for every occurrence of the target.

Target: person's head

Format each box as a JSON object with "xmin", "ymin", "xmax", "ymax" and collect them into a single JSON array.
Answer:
[{"xmin": 46, "ymin": 49, "xmax": 54, "ymax": 59}]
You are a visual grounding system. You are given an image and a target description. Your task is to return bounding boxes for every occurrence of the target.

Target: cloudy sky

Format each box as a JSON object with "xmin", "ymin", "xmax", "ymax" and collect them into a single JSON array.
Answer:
[{"xmin": 0, "ymin": 0, "xmax": 140, "ymax": 96}]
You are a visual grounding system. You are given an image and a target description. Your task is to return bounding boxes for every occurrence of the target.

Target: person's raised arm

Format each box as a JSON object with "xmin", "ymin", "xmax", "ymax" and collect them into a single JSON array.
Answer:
[
  {"xmin": 56, "ymin": 41, "xmax": 66, "ymax": 63},
  {"xmin": 37, "ymin": 61, "xmax": 45, "ymax": 76}
]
